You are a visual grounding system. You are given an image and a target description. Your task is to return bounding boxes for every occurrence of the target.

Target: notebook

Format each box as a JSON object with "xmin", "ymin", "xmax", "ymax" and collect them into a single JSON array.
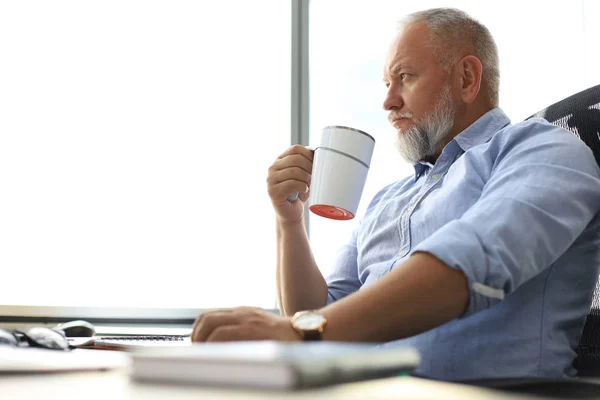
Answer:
[
  {"xmin": 129, "ymin": 341, "xmax": 419, "ymax": 390},
  {"xmin": 0, "ymin": 346, "xmax": 129, "ymax": 373}
]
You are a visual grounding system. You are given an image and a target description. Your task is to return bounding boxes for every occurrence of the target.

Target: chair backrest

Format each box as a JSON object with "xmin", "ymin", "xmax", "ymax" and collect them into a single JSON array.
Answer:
[
  {"xmin": 527, "ymin": 84, "xmax": 600, "ymax": 375},
  {"xmin": 527, "ymin": 84, "xmax": 600, "ymax": 166}
]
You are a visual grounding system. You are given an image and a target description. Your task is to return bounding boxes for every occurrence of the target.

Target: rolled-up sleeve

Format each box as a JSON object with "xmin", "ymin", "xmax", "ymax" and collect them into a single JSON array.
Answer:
[
  {"xmin": 326, "ymin": 225, "xmax": 362, "ymax": 304},
  {"xmin": 412, "ymin": 125, "xmax": 600, "ymax": 317}
]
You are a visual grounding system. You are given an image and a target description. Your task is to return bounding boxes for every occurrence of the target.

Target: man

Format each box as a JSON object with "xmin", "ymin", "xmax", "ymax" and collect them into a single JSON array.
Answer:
[{"xmin": 191, "ymin": 8, "xmax": 600, "ymax": 381}]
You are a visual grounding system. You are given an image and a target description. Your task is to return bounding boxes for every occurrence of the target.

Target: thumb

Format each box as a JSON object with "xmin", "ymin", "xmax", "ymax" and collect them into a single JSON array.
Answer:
[{"xmin": 298, "ymin": 187, "xmax": 310, "ymax": 202}]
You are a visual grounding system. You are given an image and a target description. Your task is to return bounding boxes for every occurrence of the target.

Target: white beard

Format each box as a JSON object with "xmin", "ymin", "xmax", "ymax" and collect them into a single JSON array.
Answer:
[{"xmin": 395, "ymin": 84, "xmax": 456, "ymax": 164}]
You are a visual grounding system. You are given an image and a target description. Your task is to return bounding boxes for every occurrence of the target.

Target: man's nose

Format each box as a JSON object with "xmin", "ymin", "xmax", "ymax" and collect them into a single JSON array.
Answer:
[{"xmin": 383, "ymin": 85, "xmax": 404, "ymax": 111}]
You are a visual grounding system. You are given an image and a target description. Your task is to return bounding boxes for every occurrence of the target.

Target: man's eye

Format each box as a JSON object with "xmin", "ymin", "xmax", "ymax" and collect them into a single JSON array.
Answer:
[
  {"xmin": 400, "ymin": 73, "xmax": 409, "ymax": 80},
  {"xmin": 385, "ymin": 82, "xmax": 390, "ymax": 88}
]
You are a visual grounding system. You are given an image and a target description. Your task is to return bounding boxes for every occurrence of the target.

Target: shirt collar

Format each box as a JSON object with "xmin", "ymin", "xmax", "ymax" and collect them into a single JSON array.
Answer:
[
  {"xmin": 453, "ymin": 107, "xmax": 511, "ymax": 152},
  {"xmin": 412, "ymin": 108, "xmax": 511, "ymax": 180},
  {"xmin": 414, "ymin": 160, "xmax": 434, "ymax": 180}
]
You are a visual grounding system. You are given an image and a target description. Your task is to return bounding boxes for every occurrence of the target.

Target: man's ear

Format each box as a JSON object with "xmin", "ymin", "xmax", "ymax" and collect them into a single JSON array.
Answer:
[{"xmin": 456, "ymin": 55, "xmax": 483, "ymax": 104}]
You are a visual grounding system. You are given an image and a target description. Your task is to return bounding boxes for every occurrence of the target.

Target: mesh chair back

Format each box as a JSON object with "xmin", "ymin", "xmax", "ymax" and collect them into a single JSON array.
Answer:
[{"xmin": 527, "ymin": 84, "xmax": 600, "ymax": 375}]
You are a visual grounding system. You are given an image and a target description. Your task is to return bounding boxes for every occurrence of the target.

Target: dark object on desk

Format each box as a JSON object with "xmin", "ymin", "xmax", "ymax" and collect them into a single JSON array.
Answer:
[
  {"xmin": 527, "ymin": 84, "xmax": 600, "ymax": 376},
  {"xmin": 464, "ymin": 377, "xmax": 600, "ymax": 399},
  {"xmin": 55, "ymin": 320, "xmax": 96, "ymax": 338},
  {"xmin": 130, "ymin": 341, "xmax": 419, "ymax": 390}
]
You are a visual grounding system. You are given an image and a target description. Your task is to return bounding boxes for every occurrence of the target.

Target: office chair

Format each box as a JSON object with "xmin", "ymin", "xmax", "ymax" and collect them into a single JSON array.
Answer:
[{"xmin": 529, "ymin": 84, "xmax": 600, "ymax": 378}]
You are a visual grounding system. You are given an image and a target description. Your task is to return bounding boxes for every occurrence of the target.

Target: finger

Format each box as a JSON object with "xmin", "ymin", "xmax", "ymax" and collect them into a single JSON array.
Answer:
[
  {"xmin": 191, "ymin": 313, "xmax": 241, "ymax": 343},
  {"xmin": 233, "ymin": 306, "xmax": 263, "ymax": 313},
  {"xmin": 192, "ymin": 308, "xmax": 230, "ymax": 332},
  {"xmin": 267, "ymin": 180, "xmax": 309, "ymax": 202},
  {"xmin": 276, "ymin": 145, "xmax": 314, "ymax": 162},
  {"xmin": 267, "ymin": 166, "xmax": 311, "ymax": 187},
  {"xmin": 206, "ymin": 325, "xmax": 263, "ymax": 342},
  {"xmin": 298, "ymin": 188, "xmax": 310, "ymax": 202},
  {"xmin": 271, "ymin": 153, "xmax": 313, "ymax": 175}
]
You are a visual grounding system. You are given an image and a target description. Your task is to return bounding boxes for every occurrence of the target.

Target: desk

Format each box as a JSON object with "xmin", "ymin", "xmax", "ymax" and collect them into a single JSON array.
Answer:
[{"xmin": 0, "ymin": 370, "xmax": 540, "ymax": 400}]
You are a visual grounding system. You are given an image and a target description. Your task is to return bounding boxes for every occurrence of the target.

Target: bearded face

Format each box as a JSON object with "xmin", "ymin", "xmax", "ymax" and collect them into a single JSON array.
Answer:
[{"xmin": 391, "ymin": 84, "xmax": 456, "ymax": 164}]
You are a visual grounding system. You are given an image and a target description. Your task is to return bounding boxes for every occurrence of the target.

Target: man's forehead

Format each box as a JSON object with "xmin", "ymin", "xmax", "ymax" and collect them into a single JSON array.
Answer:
[
  {"xmin": 385, "ymin": 55, "xmax": 408, "ymax": 76},
  {"xmin": 384, "ymin": 23, "xmax": 433, "ymax": 74},
  {"xmin": 384, "ymin": 41, "xmax": 413, "ymax": 76}
]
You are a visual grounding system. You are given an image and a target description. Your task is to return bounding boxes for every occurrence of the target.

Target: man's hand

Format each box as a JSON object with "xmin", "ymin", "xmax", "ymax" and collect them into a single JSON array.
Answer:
[
  {"xmin": 191, "ymin": 307, "xmax": 301, "ymax": 342},
  {"xmin": 266, "ymin": 145, "xmax": 314, "ymax": 225}
]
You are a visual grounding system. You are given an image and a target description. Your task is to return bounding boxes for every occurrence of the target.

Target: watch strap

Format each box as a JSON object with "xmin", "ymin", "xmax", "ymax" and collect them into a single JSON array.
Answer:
[{"xmin": 302, "ymin": 330, "xmax": 322, "ymax": 341}]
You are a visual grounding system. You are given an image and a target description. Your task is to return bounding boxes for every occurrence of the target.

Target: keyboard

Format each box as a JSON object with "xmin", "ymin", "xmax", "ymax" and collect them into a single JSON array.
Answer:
[{"xmin": 69, "ymin": 335, "xmax": 192, "ymax": 350}]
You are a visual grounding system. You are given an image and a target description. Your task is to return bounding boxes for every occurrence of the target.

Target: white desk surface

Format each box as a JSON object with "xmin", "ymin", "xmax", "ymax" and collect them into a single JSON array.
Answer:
[{"xmin": 0, "ymin": 369, "xmax": 540, "ymax": 400}]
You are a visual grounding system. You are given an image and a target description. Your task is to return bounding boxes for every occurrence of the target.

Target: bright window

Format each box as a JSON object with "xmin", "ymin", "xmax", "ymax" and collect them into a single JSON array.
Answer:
[
  {"xmin": 0, "ymin": 1, "xmax": 290, "ymax": 308},
  {"xmin": 309, "ymin": 0, "xmax": 600, "ymax": 278}
]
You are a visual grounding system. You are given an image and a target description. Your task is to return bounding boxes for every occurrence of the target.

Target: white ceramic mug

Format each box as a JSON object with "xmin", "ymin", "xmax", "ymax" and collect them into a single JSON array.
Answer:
[{"xmin": 288, "ymin": 126, "xmax": 375, "ymax": 220}]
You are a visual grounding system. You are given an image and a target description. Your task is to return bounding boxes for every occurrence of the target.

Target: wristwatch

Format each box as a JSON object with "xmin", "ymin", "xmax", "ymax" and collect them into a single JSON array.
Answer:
[{"xmin": 290, "ymin": 310, "xmax": 328, "ymax": 341}]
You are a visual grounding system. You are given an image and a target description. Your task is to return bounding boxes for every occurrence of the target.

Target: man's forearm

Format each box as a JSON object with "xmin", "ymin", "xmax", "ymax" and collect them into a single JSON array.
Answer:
[
  {"xmin": 320, "ymin": 252, "xmax": 469, "ymax": 342},
  {"xmin": 276, "ymin": 219, "xmax": 328, "ymax": 316}
]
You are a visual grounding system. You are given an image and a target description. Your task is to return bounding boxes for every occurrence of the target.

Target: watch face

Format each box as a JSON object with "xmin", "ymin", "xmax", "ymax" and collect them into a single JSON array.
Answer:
[{"xmin": 295, "ymin": 313, "xmax": 325, "ymax": 330}]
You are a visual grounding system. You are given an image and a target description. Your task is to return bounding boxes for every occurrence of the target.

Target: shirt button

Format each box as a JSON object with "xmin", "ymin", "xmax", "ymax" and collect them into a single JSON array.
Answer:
[
  {"xmin": 431, "ymin": 174, "xmax": 439, "ymax": 182},
  {"xmin": 399, "ymin": 249, "xmax": 409, "ymax": 257}
]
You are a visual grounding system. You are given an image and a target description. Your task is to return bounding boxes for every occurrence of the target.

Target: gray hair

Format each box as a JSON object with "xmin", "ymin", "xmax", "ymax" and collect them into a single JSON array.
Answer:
[{"xmin": 400, "ymin": 8, "xmax": 500, "ymax": 107}]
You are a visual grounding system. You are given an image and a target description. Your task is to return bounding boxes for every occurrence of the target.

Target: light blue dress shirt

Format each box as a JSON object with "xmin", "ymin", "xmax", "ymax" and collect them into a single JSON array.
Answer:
[{"xmin": 325, "ymin": 108, "xmax": 600, "ymax": 381}]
